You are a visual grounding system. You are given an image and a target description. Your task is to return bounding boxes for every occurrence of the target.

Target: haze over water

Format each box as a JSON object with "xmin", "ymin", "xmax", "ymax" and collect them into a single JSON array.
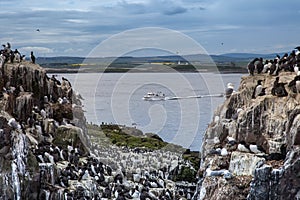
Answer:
[{"xmin": 55, "ymin": 72, "xmax": 243, "ymax": 151}]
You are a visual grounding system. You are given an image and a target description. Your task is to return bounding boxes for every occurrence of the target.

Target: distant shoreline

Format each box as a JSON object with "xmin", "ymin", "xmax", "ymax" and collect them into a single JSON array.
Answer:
[{"xmin": 45, "ymin": 68, "xmax": 247, "ymax": 74}]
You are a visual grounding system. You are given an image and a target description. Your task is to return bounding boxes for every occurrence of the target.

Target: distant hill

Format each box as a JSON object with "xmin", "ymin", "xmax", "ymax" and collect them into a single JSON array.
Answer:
[
  {"xmin": 37, "ymin": 52, "xmax": 285, "ymax": 65},
  {"xmin": 36, "ymin": 52, "xmax": 287, "ymax": 73},
  {"xmin": 219, "ymin": 53, "xmax": 281, "ymax": 59}
]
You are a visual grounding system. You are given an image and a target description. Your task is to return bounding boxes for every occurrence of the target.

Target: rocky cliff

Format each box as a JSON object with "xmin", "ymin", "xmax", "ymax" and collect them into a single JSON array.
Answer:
[
  {"xmin": 0, "ymin": 60, "xmax": 91, "ymax": 199},
  {"xmin": 0, "ymin": 59, "xmax": 198, "ymax": 199},
  {"xmin": 194, "ymin": 72, "xmax": 300, "ymax": 199}
]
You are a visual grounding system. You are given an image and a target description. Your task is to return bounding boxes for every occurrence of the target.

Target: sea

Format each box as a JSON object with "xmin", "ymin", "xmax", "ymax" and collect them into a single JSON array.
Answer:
[{"xmin": 54, "ymin": 72, "xmax": 244, "ymax": 151}]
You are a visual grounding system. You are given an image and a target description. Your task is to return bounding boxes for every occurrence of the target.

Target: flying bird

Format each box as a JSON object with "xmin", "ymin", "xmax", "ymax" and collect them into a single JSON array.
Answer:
[{"xmin": 36, "ymin": 29, "xmax": 40, "ymax": 32}]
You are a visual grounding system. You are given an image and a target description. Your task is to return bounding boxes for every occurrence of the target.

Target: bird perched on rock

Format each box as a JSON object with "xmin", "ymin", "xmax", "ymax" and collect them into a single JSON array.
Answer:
[
  {"xmin": 249, "ymin": 144, "xmax": 265, "ymax": 154},
  {"xmin": 255, "ymin": 57, "xmax": 264, "ymax": 74},
  {"xmin": 248, "ymin": 58, "xmax": 259, "ymax": 76},
  {"xmin": 8, "ymin": 118, "xmax": 21, "ymax": 129},
  {"xmin": 237, "ymin": 141, "xmax": 250, "ymax": 153},
  {"xmin": 262, "ymin": 60, "xmax": 272, "ymax": 73},
  {"xmin": 271, "ymin": 77, "xmax": 288, "ymax": 97},
  {"xmin": 252, "ymin": 80, "xmax": 264, "ymax": 98},
  {"xmin": 288, "ymin": 75, "xmax": 300, "ymax": 93},
  {"xmin": 294, "ymin": 64, "xmax": 300, "ymax": 75},
  {"xmin": 232, "ymin": 108, "xmax": 243, "ymax": 120},
  {"xmin": 269, "ymin": 59, "xmax": 278, "ymax": 76},
  {"xmin": 225, "ymin": 83, "xmax": 234, "ymax": 98},
  {"xmin": 30, "ymin": 51, "xmax": 35, "ymax": 64},
  {"xmin": 227, "ymin": 136, "xmax": 237, "ymax": 146}
]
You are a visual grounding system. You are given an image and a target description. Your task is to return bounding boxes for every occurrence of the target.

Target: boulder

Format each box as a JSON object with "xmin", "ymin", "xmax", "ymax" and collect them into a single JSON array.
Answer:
[{"xmin": 229, "ymin": 152, "xmax": 265, "ymax": 176}]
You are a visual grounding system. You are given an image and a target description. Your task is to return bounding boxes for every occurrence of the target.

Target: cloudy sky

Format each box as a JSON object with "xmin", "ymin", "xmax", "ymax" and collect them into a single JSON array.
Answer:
[{"xmin": 1, "ymin": 0, "xmax": 300, "ymax": 57}]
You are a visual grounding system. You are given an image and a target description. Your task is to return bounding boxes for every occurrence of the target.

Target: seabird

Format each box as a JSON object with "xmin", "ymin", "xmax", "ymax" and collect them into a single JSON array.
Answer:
[
  {"xmin": 262, "ymin": 60, "xmax": 271, "ymax": 73},
  {"xmin": 252, "ymin": 80, "xmax": 263, "ymax": 99},
  {"xmin": 294, "ymin": 64, "xmax": 299, "ymax": 75},
  {"xmin": 237, "ymin": 142, "xmax": 250, "ymax": 153},
  {"xmin": 8, "ymin": 118, "xmax": 21, "ymax": 129},
  {"xmin": 220, "ymin": 148, "xmax": 228, "ymax": 156},
  {"xmin": 269, "ymin": 59, "xmax": 278, "ymax": 76},
  {"xmin": 227, "ymin": 136, "xmax": 237, "ymax": 146},
  {"xmin": 255, "ymin": 57, "xmax": 264, "ymax": 74},
  {"xmin": 232, "ymin": 108, "xmax": 243, "ymax": 120},
  {"xmin": 30, "ymin": 51, "xmax": 35, "ymax": 64},
  {"xmin": 40, "ymin": 109, "xmax": 47, "ymax": 119},
  {"xmin": 225, "ymin": 83, "xmax": 234, "ymax": 98},
  {"xmin": 43, "ymin": 96, "xmax": 49, "ymax": 103},
  {"xmin": 271, "ymin": 77, "xmax": 288, "ymax": 97},
  {"xmin": 289, "ymin": 71, "xmax": 300, "ymax": 92},
  {"xmin": 247, "ymin": 58, "xmax": 259, "ymax": 76},
  {"xmin": 249, "ymin": 144, "xmax": 264, "ymax": 154},
  {"xmin": 44, "ymin": 152, "xmax": 55, "ymax": 164}
]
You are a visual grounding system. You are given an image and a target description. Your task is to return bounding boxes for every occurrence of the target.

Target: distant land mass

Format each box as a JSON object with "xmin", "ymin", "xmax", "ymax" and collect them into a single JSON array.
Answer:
[{"xmin": 36, "ymin": 52, "xmax": 282, "ymax": 73}]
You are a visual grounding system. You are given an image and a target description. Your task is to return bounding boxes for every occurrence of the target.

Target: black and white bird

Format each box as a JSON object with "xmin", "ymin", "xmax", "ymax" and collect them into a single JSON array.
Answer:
[
  {"xmin": 248, "ymin": 58, "xmax": 259, "ymax": 76},
  {"xmin": 8, "ymin": 118, "xmax": 21, "ymax": 129},
  {"xmin": 262, "ymin": 60, "xmax": 271, "ymax": 73},
  {"xmin": 255, "ymin": 57, "xmax": 264, "ymax": 74},
  {"xmin": 269, "ymin": 59, "xmax": 278, "ymax": 76},
  {"xmin": 225, "ymin": 83, "xmax": 234, "ymax": 98},
  {"xmin": 249, "ymin": 144, "xmax": 265, "ymax": 154},
  {"xmin": 237, "ymin": 141, "xmax": 250, "ymax": 153},
  {"xmin": 288, "ymin": 75, "xmax": 300, "ymax": 93},
  {"xmin": 252, "ymin": 80, "xmax": 263, "ymax": 99},
  {"xmin": 232, "ymin": 108, "xmax": 243, "ymax": 120},
  {"xmin": 227, "ymin": 136, "xmax": 237, "ymax": 146},
  {"xmin": 271, "ymin": 77, "xmax": 288, "ymax": 97}
]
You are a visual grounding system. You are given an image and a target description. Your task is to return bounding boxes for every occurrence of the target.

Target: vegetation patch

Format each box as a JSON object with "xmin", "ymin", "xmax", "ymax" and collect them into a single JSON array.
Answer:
[{"xmin": 87, "ymin": 124, "xmax": 200, "ymax": 171}]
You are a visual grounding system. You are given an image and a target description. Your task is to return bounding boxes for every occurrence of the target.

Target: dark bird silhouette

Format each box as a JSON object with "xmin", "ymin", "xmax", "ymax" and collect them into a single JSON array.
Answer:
[
  {"xmin": 256, "ymin": 57, "xmax": 264, "ymax": 74},
  {"xmin": 30, "ymin": 51, "xmax": 36, "ymax": 64},
  {"xmin": 36, "ymin": 29, "xmax": 40, "ymax": 32},
  {"xmin": 248, "ymin": 58, "xmax": 259, "ymax": 76},
  {"xmin": 269, "ymin": 59, "xmax": 278, "ymax": 75},
  {"xmin": 271, "ymin": 77, "xmax": 288, "ymax": 97}
]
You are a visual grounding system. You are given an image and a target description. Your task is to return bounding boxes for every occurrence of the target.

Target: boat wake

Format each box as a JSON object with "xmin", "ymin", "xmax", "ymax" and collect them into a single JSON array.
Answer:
[
  {"xmin": 143, "ymin": 92, "xmax": 224, "ymax": 101},
  {"xmin": 167, "ymin": 94, "xmax": 224, "ymax": 100}
]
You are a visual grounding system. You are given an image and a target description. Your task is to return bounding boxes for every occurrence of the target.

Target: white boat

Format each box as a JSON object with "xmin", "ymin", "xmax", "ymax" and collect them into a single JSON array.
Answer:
[{"xmin": 142, "ymin": 92, "xmax": 166, "ymax": 101}]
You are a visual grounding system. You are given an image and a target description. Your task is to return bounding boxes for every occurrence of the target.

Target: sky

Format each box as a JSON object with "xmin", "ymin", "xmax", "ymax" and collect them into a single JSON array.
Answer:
[{"xmin": 1, "ymin": 0, "xmax": 300, "ymax": 57}]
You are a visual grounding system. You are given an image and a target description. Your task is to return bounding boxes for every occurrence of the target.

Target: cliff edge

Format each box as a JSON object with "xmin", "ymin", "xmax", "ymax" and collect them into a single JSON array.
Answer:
[
  {"xmin": 0, "ymin": 60, "xmax": 90, "ymax": 199},
  {"xmin": 0, "ymin": 58, "xmax": 198, "ymax": 199},
  {"xmin": 194, "ymin": 71, "xmax": 300, "ymax": 199}
]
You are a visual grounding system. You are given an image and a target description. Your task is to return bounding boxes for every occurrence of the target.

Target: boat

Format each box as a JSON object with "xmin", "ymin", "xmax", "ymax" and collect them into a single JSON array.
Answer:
[{"xmin": 142, "ymin": 92, "xmax": 166, "ymax": 101}]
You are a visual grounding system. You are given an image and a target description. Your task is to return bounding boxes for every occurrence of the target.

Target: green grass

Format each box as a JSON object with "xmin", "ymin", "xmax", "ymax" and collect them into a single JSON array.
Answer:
[{"xmin": 87, "ymin": 123, "xmax": 200, "ymax": 170}]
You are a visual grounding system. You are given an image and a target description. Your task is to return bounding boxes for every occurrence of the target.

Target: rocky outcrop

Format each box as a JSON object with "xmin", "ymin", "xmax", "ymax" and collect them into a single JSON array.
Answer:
[
  {"xmin": 195, "ymin": 72, "xmax": 300, "ymax": 200},
  {"xmin": 0, "ymin": 60, "xmax": 89, "ymax": 199},
  {"xmin": 0, "ymin": 59, "xmax": 198, "ymax": 200}
]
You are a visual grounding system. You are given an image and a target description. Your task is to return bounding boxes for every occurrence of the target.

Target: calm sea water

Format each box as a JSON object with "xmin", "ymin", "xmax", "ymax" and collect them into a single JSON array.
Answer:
[{"xmin": 54, "ymin": 72, "xmax": 243, "ymax": 151}]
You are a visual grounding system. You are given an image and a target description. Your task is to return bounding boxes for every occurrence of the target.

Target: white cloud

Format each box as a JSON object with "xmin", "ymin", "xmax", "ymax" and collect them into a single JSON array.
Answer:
[
  {"xmin": 1, "ymin": 0, "xmax": 300, "ymax": 56},
  {"xmin": 19, "ymin": 47, "xmax": 54, "ymax": 56},
  {"xmin": 64, "ymin": 19, "xmax": 89, "ymax": 24}
]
